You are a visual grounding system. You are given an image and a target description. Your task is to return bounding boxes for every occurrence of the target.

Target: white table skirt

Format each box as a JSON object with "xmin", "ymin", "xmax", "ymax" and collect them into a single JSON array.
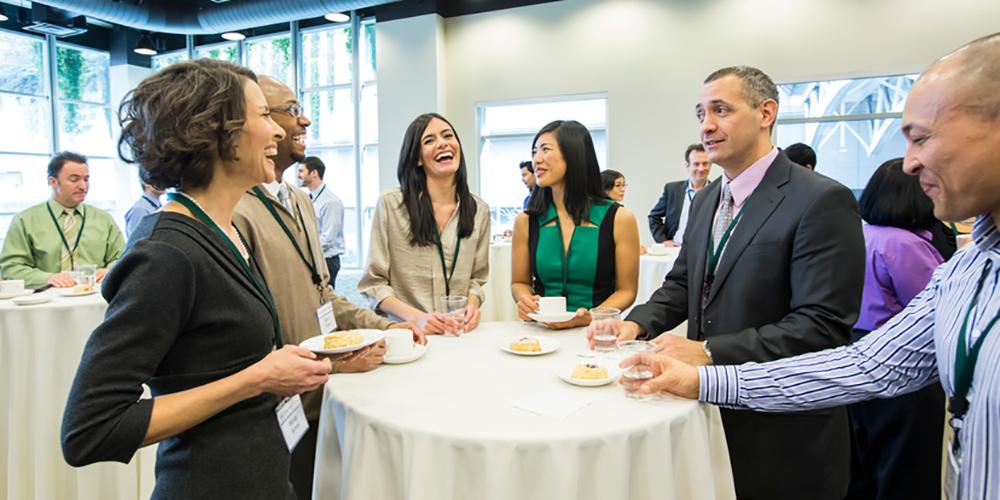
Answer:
[
  {"xmin": 313, "ymin": 321, "xmax": 734, "ymax": 500},
  {"xmin": 485, "ymin": 242, "xmax": 679, "ymax": 320},
  {"xmin": 0, "ymin": 291, "xmax": 156, "ymax": 500}
]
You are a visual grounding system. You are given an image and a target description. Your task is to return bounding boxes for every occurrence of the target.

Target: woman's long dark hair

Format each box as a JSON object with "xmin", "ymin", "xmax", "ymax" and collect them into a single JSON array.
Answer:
[
  {"xmin": 859, "ymin": 157, "xmax": 937, "ymax": 231},
  {"xmin": 397, "ymin": 113, "xmax": 476, "ymax": 246},
  {"xmin": 525, "ymin": 120, "xmax": 607, "ymax": 225}
]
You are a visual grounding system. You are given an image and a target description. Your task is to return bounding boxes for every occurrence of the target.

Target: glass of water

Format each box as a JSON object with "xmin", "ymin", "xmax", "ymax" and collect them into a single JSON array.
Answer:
[
  {"xmin": 617, "ymin": 340, "xmax": 659, "ymax": 400},
  {"xmin": 436, "ymin": 295, "xmax": 468, "ymax": 336},
  {"xmin": 589, "ymin": 307, "xmax": 621, "ymax": 353}
]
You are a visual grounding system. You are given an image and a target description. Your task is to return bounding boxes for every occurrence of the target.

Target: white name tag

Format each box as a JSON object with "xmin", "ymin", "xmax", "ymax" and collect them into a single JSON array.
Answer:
[
  {"xmin": 944, "ymin": 439, "xmax": 961, "ymax": 500},
  {"xmin": 316, "ymin": 302, "xmax": 337, "ymax": 334},
  {"xmin": 275, "ymin": 395, "xmax": 309, "ymax": 452}
]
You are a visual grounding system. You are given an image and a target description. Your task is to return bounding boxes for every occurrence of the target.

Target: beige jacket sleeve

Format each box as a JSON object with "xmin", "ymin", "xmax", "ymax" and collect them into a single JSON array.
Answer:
[
  {"xmin": 468, "ymin": 200, "xmax": 491, "ymax": 305},
  {"xmin": 324, "ymin": 286, "xmax": 393, "ymax": 330}
]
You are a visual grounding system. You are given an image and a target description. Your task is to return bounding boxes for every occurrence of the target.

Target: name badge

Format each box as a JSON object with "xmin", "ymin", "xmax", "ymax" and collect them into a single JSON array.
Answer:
[
  {"xmin": 275, "ymin": 395, "xmax": 309, "ymax": 452},
  {"xmin": 316, "ymin": 302, "xmax": 337, "ymax": 334},
  {"xmin": 944, "ymin": 438, "xmax": 961, "ymax": 500}
]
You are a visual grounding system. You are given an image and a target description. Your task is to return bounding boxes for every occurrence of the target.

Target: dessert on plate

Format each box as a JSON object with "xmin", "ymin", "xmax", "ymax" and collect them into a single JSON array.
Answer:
[
  {"xmin": 510, "ymin": 336, "xmax": 542, "ymax": 353},
  {"xmin": 571, "ymin": 363, "xmax": 609, "ymax": 380},
  {"xmin": 323, "ymin": 330, "xmax": 364, "ymax": 350}
]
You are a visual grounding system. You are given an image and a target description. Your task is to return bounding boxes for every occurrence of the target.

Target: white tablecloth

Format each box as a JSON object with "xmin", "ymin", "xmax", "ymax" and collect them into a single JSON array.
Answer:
[
  {"xmin": 484, "ymin": 243, "xmax": 679, "ymax": 320},
  {"xmin": 314, "ymin": 321, "xmax": 734, "ymax": 500},
  {"xmin": 0, "ymin": 291, "xmax": 155, "ymax": 500}
]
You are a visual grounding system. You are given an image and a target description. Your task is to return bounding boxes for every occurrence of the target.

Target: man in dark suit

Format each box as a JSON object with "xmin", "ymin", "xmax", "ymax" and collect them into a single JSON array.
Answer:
[
  {"xmin": 647, "ymin": 143, "xmax": 712, "ymax": 245},
  {"xmin": 598, "ymin": 66, "xmax": 864, "ymax": 499}
]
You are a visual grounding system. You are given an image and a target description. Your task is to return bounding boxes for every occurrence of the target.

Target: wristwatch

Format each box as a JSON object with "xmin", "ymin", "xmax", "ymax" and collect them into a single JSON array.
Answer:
[{"xmin": 702, "ymin": 340, "xmax": 714, "ymax": 364}]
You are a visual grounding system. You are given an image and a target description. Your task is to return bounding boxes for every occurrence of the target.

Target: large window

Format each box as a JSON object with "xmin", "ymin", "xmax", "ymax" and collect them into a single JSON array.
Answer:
[
  {"xmin": 476, "ymin": 96, "xmax": 608, "ymax": 234},
  {"xmin": 297, "ymin": 20, "xmax": 378, "ymax": 269},
  {"xmin": 0, "ymin": 30, "xmax": 117, "ymax": 247},
  {"xmin": 776, "ymin": 74, "xmax": 917, "ymax": 192}
]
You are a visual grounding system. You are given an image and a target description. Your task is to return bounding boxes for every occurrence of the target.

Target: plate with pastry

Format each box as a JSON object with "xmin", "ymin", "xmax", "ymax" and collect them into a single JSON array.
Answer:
[
  {"xmin": 57, "ymin": 284, "xmax": 98, "ymax": 297},
  {"xmin": 301, "ymin": 329, "xmax": 385, "ymax": 354},
  {"xmin": 558, "ymin": 362, "xmax": 619, "ymax": 387},
  {"xmin": 501, "ymin": 335, "xmax": 559, "ymax": 356}
]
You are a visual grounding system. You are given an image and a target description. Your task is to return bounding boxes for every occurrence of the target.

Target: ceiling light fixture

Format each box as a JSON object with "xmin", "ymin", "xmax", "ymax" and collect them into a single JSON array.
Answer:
[
  {"xmin": 324, "ymin": 12, "xmax": 350, "ymax": 23},
  {"xmin": 0, "ymin": 6, "xmax": 8, "ymax": 23},
  {"xmin": 221, "ymin": 31, "xmax": 246, "ymax": 41},
  {"xmin": 134, "ymin": 32, "xmax": 158, "ymax": 56}
]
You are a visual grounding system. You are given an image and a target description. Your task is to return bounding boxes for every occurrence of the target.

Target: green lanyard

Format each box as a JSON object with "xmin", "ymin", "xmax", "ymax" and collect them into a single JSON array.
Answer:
[
  {"xmin": 46, "ymin": 202, "xmax": 87, "ymax": 271},
  {"xmin": 950, "ymin": 260, "xmax": 1000, "ymax": 425},
  {"xmin": 432, "ymin": 225, "xmax": 461, "ymax": 296},
  {"xmin": 251, "ymin": 187, "xmax": 321, "ymax": 286},
  {"xmin": 705, "ymin": 205, "xmax": 747, "ymax": 283},
  {"xmin": 168, "ymin": 192, "xmax": 283, "ymax": 348}
]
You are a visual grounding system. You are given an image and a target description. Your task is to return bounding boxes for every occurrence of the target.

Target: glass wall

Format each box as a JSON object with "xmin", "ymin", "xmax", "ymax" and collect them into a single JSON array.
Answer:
[
  {"xmin": 476, "ymin": 96, "xmax": 608, "ymax": 234},
  {"xmin": 775, "ymin": 74, "xmax": 918, "ymax": 193},
  {"xmin": 0, "ymin": 30, "xmax": 116, "ymax": 247}
]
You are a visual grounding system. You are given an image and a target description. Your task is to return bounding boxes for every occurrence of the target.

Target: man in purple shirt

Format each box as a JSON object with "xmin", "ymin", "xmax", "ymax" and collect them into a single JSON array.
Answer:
[{"xmin": 593, "ymin": 66, "xmax": 865, "ymax": 499}]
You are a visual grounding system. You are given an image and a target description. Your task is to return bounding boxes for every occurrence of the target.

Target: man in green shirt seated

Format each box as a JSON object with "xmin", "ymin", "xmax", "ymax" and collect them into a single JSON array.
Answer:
[{"xmin": 0, "ymin": 151, "xmax": 125, "ymax": 288}]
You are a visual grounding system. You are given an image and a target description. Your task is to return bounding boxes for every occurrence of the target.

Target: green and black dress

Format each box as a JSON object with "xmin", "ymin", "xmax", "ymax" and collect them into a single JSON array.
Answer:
[{"xmin": 528, "ymin": 199, "xmax": 619, "ymax": 311}]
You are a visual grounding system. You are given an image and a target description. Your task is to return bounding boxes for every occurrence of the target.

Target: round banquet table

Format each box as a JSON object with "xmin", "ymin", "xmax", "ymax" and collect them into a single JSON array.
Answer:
[
  {"xmin": 634, "ymin": 248, "xmax": 680, "ymax": 309},
  {"xmin": 313, "ymin": 321, "xmax": 735, "ymax": 500},
  {"xmin": 0, "ymin": 290, "xmax": 156, "ymax": 500}
]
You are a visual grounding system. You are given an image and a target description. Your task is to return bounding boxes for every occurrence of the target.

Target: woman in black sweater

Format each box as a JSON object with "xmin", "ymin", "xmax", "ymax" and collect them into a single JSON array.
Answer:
[{"xmin": 61, "ymin": 59, "xmax": 331, "ymax": 499}]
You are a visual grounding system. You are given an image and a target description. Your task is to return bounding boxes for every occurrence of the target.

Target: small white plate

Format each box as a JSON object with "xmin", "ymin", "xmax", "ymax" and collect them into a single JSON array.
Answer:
[
  {"xmin": 501, "ymin": 336, "xmax": 559, "ymax": 356},
  {"xmin": 0, "ymin": 289, "xmax": 33, "ymax": 300},
  {"xmin": 300, "ymin": 329, "xmax": 385, "ymax": 354},
  {"xmin": 528, "ymin": 311, "xmax": 577, "ymax": 323},
  {"xmin": 56, "ymin": 288, "xmax": 98, "ymax": 297},
  {"xmin": 12, "ymin": 294, "xmax": 51, "ymax": 306},
  {"xmin": 559, "ymin": 365, "xmax": 620, "ymax": 387},
  {"xmin": 383, "ymin": 343, "xmax": 427, "ymax": 364}
]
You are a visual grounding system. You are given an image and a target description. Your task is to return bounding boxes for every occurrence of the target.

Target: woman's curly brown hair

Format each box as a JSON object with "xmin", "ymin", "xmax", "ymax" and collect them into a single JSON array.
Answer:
[{"xmin": 117, "ymin": 59, "xmax": 258, "ymax": 191}]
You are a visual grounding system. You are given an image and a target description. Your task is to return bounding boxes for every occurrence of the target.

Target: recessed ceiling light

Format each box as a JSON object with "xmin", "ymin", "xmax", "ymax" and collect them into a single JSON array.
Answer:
[
  {"xmin": 324, "ymin": 12, "xmax": 350, "ymax": 23},
  {"xmin": 221, "ymin": 31, "xmax": 246, "ymax": 41}
]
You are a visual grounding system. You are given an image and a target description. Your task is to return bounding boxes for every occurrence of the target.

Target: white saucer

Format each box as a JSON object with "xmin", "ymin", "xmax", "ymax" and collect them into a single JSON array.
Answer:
[
  {"xmin": 12, "ymin": 294, "xmax": 51, "ymax": 306},
  {"xmin": 301, "ymin": 329, "xmax": 385, "ymax": 354},
  {"xmin": 383, "ymin": 343, "xmax": 427, "ymax": 364},
  {"xmin": 500, "ymin": 336, "xmax": 559, "ymax": 356},
  {"xmin": 0, "ymin": 290, "xmax": 33, "ymax": 300},
  {"xmin": 528, "ymin": 311, "xmax": 577, "ymax": 323},
  {"xmin": 56, "ymin": 288, "xmax": 98, "ymax": 297},
  {"xmin": 559, "ymin": 365, "xmax": 620, "ymax": 387}
]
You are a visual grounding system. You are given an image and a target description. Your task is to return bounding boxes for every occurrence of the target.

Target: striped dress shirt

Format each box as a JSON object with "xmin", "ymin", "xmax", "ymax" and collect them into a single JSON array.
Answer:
[{"xmin": 699, "ymin": 214, "xmax": 1000, "ymax": 499}]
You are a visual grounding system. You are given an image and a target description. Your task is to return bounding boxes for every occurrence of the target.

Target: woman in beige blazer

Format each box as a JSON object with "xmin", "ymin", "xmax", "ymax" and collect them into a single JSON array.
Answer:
[{"xmin": 359, "ymin": 113, "xmax": 490, "ymax": 335}]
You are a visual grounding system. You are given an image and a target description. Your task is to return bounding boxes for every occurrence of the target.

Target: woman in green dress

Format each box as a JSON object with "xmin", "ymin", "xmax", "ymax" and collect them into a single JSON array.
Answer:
[{"xmin": 511, "ymin": 120, "xmax": 639, "ymax": 329}]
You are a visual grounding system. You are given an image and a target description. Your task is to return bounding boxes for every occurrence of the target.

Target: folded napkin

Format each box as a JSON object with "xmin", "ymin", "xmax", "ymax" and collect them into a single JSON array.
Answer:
[{"xmin": 512, "ymin": 391, "xmax": 591, "ymax": 419}]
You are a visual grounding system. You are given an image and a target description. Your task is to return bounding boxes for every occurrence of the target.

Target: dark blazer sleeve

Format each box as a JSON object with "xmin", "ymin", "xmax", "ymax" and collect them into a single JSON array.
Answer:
[
  {"xmin": 647, "ymin": 183, "xmax": 671, "ymax": 243},
  {"xmin": 709, "ymin": 184, "xmax": 865, "ymax": 364},
  {"xmin": 625, "ymin": 241, "xmax": 690, "ymax": 338},
  {"xmin": 61, "ymin": 239, "xmax": 197, "ymax": 466}
]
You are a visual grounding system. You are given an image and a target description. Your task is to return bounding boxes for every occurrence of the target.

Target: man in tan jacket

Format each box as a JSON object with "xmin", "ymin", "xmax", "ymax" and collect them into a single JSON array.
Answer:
[{"xmin": 233, "ymin": 75, "xmax": 424, "ymax": 500}]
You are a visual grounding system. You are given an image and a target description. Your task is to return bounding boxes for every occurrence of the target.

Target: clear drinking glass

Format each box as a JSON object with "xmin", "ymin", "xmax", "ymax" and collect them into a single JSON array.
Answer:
[
  {"xmin": 77, "ymin": 263, "xmax": 97, "ymax": 276},
  {"xmin": 617, "ymin": 340, "xmax": 659, "ymax": 400},
  {"xmin": 436, "ymin": 295, "xmax": 468, "ymax": 336},
  {"xmin": 589, "ymin": 307, "xmax": 621, "ymax": 353}
]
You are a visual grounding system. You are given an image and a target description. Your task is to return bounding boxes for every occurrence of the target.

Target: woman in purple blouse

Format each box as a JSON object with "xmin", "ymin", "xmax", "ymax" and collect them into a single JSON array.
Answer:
[{"xmin": 848, "ymin": 158, "xmax": 945, "ymax": 500}]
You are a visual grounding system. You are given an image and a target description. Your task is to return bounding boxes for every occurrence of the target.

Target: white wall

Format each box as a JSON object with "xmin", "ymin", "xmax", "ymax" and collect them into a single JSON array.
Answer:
[
  {"xmin": 375, "ymin": 0, "xmax": 998, "ymax": 243},
  {"xmin": 375, "ymin": 14, "xmax": 447, "ymax": 191},
  {"xmin": 108, "ymin": 63, "xmax": 154, "ymax": 225}
]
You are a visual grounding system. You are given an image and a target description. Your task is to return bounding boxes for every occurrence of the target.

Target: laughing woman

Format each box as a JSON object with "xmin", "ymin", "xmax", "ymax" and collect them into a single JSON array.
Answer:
[
  {"xmin": 61, "ymin": 60, "xmax": 332, "ymax": 499},
  {"xmin": 511, "ymin": 120, "xmax": 640, "ymax": 328},
  {"xmin": 359, "ymin": 113, "xmax": 491, "ymax": 335}
]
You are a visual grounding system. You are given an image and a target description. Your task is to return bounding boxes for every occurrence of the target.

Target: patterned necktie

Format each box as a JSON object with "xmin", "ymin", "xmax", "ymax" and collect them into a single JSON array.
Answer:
[
  {"xmin": 277, "ymin": 184, "xmax": 292, "ymax": 212},
  {"xmin": 712, "ymin": 182, "xmax": 735, "ymax": 252},
  {"xmin": 60, "ymin": 209, "xmax": 79, "ymax": 271}
]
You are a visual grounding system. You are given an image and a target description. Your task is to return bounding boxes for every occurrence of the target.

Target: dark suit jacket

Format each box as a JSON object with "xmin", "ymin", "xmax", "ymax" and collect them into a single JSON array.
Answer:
[
  {"xmin": 627, "ymin": 152, "xmax": 865, "ymax": 500},
  {"xmin": 647, "ymin": 180, "xmax": 687, "ymax": 242}
]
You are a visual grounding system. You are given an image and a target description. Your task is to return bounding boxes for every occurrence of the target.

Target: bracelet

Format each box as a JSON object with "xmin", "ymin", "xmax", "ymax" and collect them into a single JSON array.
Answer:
[{"xmin": 702, "ymin": 340, "xmax": 714, "ymax": 364}]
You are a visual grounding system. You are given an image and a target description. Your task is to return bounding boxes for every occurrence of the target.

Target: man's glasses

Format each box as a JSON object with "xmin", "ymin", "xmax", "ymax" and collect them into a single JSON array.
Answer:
[{"xmin": 271, "ymin": 103, "xmax": 304, "ymax": 119}]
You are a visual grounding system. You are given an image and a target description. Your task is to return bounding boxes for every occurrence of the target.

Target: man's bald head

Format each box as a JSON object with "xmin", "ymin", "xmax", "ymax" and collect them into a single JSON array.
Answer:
[
  {"xmin": 258, "ymin": 75, "xmax": 293, "ymax": 106},
  {"xmin": 920, "ymin": 32, "xmax": 1000, "ymax": 121},
  {"xmin": 255, "ymin": 75, "xmax": 310, "ymax": 174}
]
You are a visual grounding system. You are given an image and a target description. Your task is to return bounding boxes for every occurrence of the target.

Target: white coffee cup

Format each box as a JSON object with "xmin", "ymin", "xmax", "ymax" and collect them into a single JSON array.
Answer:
[
  {"xmin": 0, "ymin": 279, "xmax": 25, "ymax": 295},
  {"xmin": 537, "ymin": 296, "xmax": 567, "ymax": 315},
  {"xmin": 384, "ymin": 329, "xmax": 415, "ymax": 358}
]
